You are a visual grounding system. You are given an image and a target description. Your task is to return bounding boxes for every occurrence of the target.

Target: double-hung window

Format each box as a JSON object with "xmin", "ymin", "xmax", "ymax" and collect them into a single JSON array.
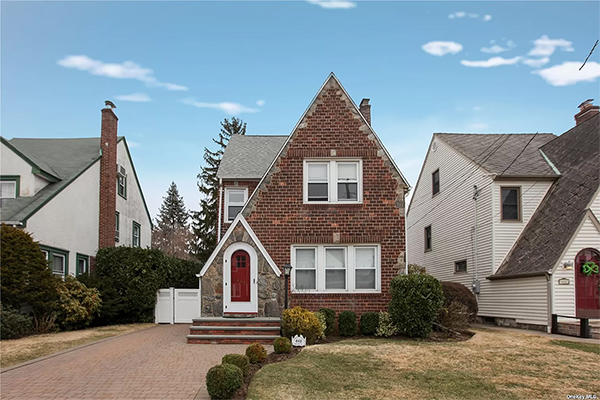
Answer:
[
  {"xmin": 40, "ymin": 246, "xmax": 68, "ymax": 276},
  {"xmin": 0, "ymin": 176, "xmax": 19, "ymax": 199},
  {"xmin": 501, "ymin": 187, "xmax": 521, "ymax": 221},
  {"xmin": 292, "ymin": 245, "xmax": 379, "ymax": 293},
  {"xmin": 225, "ymin": 188, "xmax": 248, "ymax": 222},
  {"xmin": 117, "ymin": 165, "xmax": 127, "ymax": 199},
  {"xmin": 304, "ymin": 160, "xmax": 362, "ymax": 203},
  {"xmin": 132, "ymin": 221, "xmax": 141, "ymax": 247},
  {"xmin": 77, "ymin": 254, "xmax": 90, "ymax": 276},
  {"xmin": 432, "ymin": 169, "xmax": 440, "ymax": 196}
]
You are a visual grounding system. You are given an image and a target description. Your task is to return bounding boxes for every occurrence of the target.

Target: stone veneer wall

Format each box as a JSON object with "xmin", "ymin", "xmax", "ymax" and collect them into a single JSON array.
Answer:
[{"xmin": 201, "ymin": 221, "xmax": 284, "ymax": 317}]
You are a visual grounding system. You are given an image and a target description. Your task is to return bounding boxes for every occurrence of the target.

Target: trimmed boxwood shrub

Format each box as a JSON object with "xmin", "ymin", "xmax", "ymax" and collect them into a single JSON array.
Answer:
[
  {"xmin": 273, "ymin": 337, "xmax": 292, "ymax": 354},
  {"xmin": 0, "ymin": 304, "xmax": 32, "ymax": 340},
  {"xmin": 221, "ymin": 354, "xmax": 250, "ymax": 376},
  {"xmin": 388, "ymin": 274, "xmax": 444, "ymax": 338},
  {"xmin": 318, "ymin": 308, "xmax": 336, "ymax": 336},
  {"xmin": 360, "ymin": 312, "xmax": 379, "ymax": 335},
  {"xmin": 205, "ymin": 363, "xmax": 243, "ymax": 399},
  {"xmin": 245, "ymin": 343, "xmax": 267, "ymax": 364},
  {"xmin": 440, "ymin": 281, "xmax": 478, "ymax": 322},
  {"xmin": 338, "ymin": 311, "xmax": 357, "ymax": 336},
  {"xmin": 281, "ymin": 307, "xmax": 322, "ymax": 344}
]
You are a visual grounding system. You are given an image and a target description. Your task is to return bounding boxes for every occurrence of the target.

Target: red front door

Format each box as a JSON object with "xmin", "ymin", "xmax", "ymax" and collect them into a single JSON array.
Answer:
[
  {"xmin": 575, "ymin": 248, "xmax": 600, "ymax": 318},
  {"xmin": 231, "ymin": 250, "xmax": 250, "ymax": 302}
]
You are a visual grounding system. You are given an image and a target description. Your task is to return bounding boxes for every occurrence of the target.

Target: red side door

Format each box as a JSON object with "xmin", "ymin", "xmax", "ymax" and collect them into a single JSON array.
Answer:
[
  {"xmin": 231, "ymin": 250, "xmax": 250, "ymax": 302},
  {"xmin": 575, "ymin": 248, "xmax": 600, "ymax": 318}
]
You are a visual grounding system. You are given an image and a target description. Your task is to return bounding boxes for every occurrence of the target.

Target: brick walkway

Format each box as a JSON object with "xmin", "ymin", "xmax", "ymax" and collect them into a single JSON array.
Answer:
[{"xmin": 1, "ymin": 324, "xmax": 253, "ymax": 399}]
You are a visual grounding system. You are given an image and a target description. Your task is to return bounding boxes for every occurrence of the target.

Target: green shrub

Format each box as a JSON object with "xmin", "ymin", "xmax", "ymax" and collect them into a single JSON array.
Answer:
[
  {"xmin": 318, "ymin": 308, "xmax": 336, "ymax": 336},
  {"xmin": 273, "ymin": 337, "xmax": 292, "ymax": 354},
  {"xmin": 245, "ymin": 343, "xmax": 267, "ymax": 364},
  {"xmin": 375, "ymin": 311, "xmax": 398, "ymax": 337},
  {"xmin": 205, "ymin": 363, "xmax": 243, "ymax": 399},
  {"xmin": 388, "ymin": 274, "xmax": 444, "ymax": 338},
  {"xmin": 165, "ymin": 257, "xmax": 203, "ymax": 288},
  {"xmin": 440, "ymin": 281, "xmax": 478, "ymax": 323},
  {"xmin": 407, "ymin": 263, "xmax": 427, "ymax": 275},
  {"xmin": 313, "ymin": 311, "xmax": 327, "ymax": 339},
  {"xmin": 281, "ymin": 307, "xmax": 323, "ymax": 345},
  {"xmin": 360, "ymin": 312, "xmax": 379, "ymax": 335},
  {"xmin": 0, "ymin": 304, "xmax": 32, "ymax": 340},
  {"xmin": 338, "ymin": 311, "xmax": 357, "ymax": 336},
  {"xmin": 56, "ymin": 276, "xmax": 102, "ymax": 330},
  {"xmin": 437, "ymin": 301, "xmax": 470, "ymax": 332},
  {"xmin": 0, "ymin": 224, "xmax": 60, "ymax": 318},
  {"xmin": 221, "ymin": 354, "xmax": 249, "ymax": 376}
]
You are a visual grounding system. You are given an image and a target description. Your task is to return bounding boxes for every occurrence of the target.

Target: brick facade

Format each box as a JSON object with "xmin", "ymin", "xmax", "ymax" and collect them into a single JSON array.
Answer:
[
  {"xmin": 239, "ymin": 76, "xmax": 408, "ymax": 316},
  {"xmin": 220, "ymin": 179, "xmax": 259, "ymax": 239},
  {"xmin": 98, "ymin": 108, "xmax": 118, "ymax": 249}
]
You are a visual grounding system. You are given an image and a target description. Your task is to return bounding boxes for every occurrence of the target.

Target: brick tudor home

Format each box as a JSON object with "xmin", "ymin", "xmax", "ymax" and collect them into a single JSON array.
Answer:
[{"xmin": 193, "ymin": 74, "xmax": 409, "ymax": 340}]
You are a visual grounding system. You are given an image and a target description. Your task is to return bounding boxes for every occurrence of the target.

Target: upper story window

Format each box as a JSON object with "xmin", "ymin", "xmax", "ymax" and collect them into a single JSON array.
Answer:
[
  {"xmin": 424, "ymin": 225, "xmax": 432, "ymax": 252},
  {"xmin": 117, "ymin": 165, "xmax": 127, "ymax": 199},
  {"xmin": 292, "ymin": 245, "xmax": 379, "ymax": 293},
  {"xmin": 225, "ymin": 187, "xmax": 248, "ymax": 222},
  {"xmin": 432, "ymin": 169, "xmax": 440, "ymax": 196},
  {"xmin": 132, "ymin": 221, "xmax": 141, "ymax": 247},
  {"xmin": 304, "ymin": 160, "xmax": 362, "ymax": 204},
  {"xmin": 0, "ymin": 176, "xmax": 19, "ymax": 199},
  {"xmin": 501, "ymin": 187, "xmax": 521, "ymax": 221},
  {"xmin": 115, "ymin": 212, "xmax": 120, "ymax": 242}
]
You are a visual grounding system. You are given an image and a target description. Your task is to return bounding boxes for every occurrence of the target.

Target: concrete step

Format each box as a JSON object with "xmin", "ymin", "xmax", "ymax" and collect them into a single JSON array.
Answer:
[
  {"xmin": 189, "ymin": 326, "xmax": 280, "ymax": 336},
  {"xmin": 191, "ymin": 317, "xmax": 280, "ymax": 327},
  {"xmin": 187, "ymin": 334, "xmax": 279, "ymax": 345}
]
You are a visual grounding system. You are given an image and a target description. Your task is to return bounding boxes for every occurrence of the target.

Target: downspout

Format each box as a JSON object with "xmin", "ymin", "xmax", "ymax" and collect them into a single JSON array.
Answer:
[
  {"xmin": 217, "ymin": 178, "xmax": 223, "ymax": 242},
  {"xmin": 472, "ymin": 185, "xmax": 481, "ymax": 294},
  {"xmin": 546, "ymin": 271, "xmax": 553, "ymax": 333}
]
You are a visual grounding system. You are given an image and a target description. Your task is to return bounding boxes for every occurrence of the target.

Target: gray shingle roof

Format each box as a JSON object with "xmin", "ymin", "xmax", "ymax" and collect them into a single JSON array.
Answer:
[
  {"xmin": 492, "ymin": 115, "xmax": 600, "ymax": 278},
  {"xmin": 1, "ymin": 137, "xmax": 104, "ymax": 223},
  {"xmin": 436, "ymin": 133, "xmax": 558, "ymax": 177},
  {"xmin": 217, "ymin": 135, "xmax": 288, "ymax": 179}
]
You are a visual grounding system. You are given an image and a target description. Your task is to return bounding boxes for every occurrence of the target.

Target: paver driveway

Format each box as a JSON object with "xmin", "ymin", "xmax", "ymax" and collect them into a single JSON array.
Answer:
[{"xmin": 1, "ymin": 324, "xmax": 251, "ymax": 400}]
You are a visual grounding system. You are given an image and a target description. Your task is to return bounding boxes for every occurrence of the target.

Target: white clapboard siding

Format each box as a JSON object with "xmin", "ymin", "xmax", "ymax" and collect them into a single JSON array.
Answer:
[
  {"xmin": 407, "ymin": 137, "xmax": 494, "ymax": 289},
  {"xmin": 491, "ymin": 180, "xmax": 553, "ymax": 273},
  {"xmin": 484, "ymin": 276, "xmax": 549, "ymax": 325},
  {"xmin": 590, "ymin": 188, "xmax": 600, "ymax": 217},
  {"xmin": 553, "ymin": 216, "xmax": 600, "ymax": 317}
]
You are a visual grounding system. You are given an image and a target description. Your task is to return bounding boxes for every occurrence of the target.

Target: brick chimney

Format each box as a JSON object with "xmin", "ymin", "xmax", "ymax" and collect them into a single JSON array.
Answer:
[
  {"xmin": 360, "ymin": 98, "xmax": 371, "ymax": 125},
  {"xmin": 575, "ymin": 99, "xmax": 599, "ymax": 125},
  {"xmin": 98, "ymin": 105, "xmax": 118, "ymax": 249}
]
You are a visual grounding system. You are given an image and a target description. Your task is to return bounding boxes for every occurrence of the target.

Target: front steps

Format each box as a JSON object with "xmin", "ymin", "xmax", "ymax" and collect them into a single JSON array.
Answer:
[{"xmin": 187, "ymin": 317, "xmax": 281, "ymax": 344}]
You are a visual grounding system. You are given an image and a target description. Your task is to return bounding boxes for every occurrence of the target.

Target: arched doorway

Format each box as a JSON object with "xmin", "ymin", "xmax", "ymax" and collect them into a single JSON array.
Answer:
[
  {"xmin": 575, "ymin": 248, "xmax": 600, "ymax": 318},
  {"xmin": 231, "ymin": 250, "xmax": 250, "ymax": 302}
]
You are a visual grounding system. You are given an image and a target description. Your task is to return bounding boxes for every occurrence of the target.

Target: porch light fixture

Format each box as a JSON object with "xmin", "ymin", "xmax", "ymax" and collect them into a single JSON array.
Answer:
[
  {"xmin": 561, "ymin": 261, "xmax": 574, "ymax": 270},
  {"xmin": 283, "ymin": 263, "xmax": 293, "ymax": 310}
]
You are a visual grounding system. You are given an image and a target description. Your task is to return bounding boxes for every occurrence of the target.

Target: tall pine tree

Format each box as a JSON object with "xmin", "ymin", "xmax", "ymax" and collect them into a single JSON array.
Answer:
[
  {"xmin": 191, "ymin": 118, "xmax": 247, "ymax": 263},
  {"xmin": 152, "ymin": 182, "xmax": 192, "ymax": 259}
]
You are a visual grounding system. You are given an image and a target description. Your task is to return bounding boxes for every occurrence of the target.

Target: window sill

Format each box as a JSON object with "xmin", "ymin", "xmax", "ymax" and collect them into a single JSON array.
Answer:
[
  {"xmin": 291, "ymin": 290, "xmax": 381, "ymax": 294},
  {"xmin": 118, "ymin": 193, "xmax": 127, "ymax": 200},
  {"xmin": 424, "ymin": 249, "xmax": 432, "ymax": 253}
]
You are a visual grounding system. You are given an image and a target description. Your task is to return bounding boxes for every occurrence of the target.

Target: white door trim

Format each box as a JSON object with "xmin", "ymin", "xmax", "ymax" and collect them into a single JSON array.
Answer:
[{"xmin": 223, "ymin": 242, "xmax": 258, "ymax": 313}]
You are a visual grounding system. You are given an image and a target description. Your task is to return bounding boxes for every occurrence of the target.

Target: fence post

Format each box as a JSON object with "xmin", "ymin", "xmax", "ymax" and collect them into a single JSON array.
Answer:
[
  {"xmin": 551, "ymin": 314, "xmax": 558, "ymax": 334},
  {"xmin": 580, "ymin": 318, "xmax": 590, "ymax": 338},
  {"xmin": 170, "ymin": 287, "xmax": 175, "ymax": 324}
]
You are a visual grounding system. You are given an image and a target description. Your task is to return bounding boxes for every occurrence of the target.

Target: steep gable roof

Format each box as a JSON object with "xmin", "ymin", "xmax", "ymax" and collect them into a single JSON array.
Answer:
[
  {"xmin": 436, "ymin": 133, "xmax": 558, "ymax": 178},
  {"xmin": 492, "ymin": 114, "xmax": 600, "ymax": 278},
  {"xmin": 217, "ymin": 135, "xmax": 288, "ymax": 179}
]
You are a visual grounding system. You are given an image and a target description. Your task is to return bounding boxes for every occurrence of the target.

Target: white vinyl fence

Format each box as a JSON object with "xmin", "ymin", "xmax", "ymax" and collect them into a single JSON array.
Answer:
[{"xmin": 155, "ymin": 288, "xmax": 201, "ymax": 324}]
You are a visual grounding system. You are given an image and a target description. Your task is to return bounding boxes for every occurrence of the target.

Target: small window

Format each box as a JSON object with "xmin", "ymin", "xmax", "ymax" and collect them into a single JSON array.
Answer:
[
  {"xmin": 115, "ymin": 212, "xmax": 120, "ymax": 242},
  {"xmin": 355, "ymin": 247, "xmax": 376, "ymax": 290},
  {"xmin": 325, "ymin": 248, "xmax": 346, "ymax": 290},
  {"xmin": 117, "ymin": 170, "xmax": 127, "ymax": 199},
  {"xmin": 77, "ymin": 254, "xmax": 89, "ymax": 276},
  {"xmin": 337, "ymin": 163, "xmax": 358, "ymax": 201},
  {"xmin": 132, "ymin": 221, "xmax": 141, "ymax": 247},
  {"xmin": 0, "ymin": 176, "xmax": 19, "ymax": 199},
  {"xmin": 225, "ymin": 188, "xmax": 247, "ymax": 222},
  {"xmin": 295, "ymin": 248, "xmax": 316, "ymax": 290},
  {"xmin": 455, "ymin": 260, "xmax": 467, "ymax": 273},
  {"xmin": 307, "ymin": 163, "xmax": 329, "ymax": 202},
  {"xmin": 432, "ymin": 169, "xmax": 440, "ymax": 196},
  {"xmin": 501, "ymin": 187, "xmax": 520, "ymax": 221},
  {"xmin": 424, "ymin": 225, "xmax": 432, "ymax": 252},
  {"xmin": 40, "ymin": 246, "xmax": 68, "ymax": 276}
]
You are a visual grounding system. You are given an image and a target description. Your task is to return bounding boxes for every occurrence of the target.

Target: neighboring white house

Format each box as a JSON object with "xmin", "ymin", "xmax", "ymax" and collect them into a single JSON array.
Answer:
[
  {"xmin": 407, "ymin": 102, "xmax": 600, "ymax": 335},
  {"xmin": 0, "ymin": 105, "xmax": 152, "ymax": 277}
]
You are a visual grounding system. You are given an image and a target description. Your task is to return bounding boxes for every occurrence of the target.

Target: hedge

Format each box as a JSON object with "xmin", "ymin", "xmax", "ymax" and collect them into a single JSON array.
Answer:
[
  {"xmin": 338, "ymin": 311, "xmax": 357, "ymax": 336},
  {"xmin": 440, "ymin": 281, "xmax": 478, "ymax": 322}
]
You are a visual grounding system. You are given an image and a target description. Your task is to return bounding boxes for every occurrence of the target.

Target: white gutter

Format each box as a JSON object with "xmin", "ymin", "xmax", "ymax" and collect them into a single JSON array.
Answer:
[{"xmin": 217, "ymin": 178, "xmax": 223, "ymax": 242}]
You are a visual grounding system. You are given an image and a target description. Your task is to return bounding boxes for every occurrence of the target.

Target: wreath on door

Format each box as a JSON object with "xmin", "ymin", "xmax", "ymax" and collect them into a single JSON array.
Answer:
[{"xmin": 582, "ymin": 261, "xmax": 599, "ymax": 276}]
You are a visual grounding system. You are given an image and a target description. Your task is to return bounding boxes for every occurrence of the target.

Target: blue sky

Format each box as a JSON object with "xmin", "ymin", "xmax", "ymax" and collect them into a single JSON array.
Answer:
[{"xmin": 2, "ymin": 1, "xmax": 599, "ymax": 218}]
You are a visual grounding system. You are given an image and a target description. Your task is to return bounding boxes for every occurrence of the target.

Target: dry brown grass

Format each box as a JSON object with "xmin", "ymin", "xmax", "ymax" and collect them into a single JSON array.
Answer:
[
  {"xmin": 1, "ymin": 323, "xmax": 154, "ymax": 368},
  {"xmin": 248, "ymin": 329, "xmax": 600, "ymax": 400}
]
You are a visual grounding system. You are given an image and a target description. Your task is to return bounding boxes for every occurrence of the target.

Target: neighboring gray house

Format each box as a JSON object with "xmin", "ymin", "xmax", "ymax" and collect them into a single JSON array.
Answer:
[{"xmin": 407, "ymin": 102, "xmax": 599, "ymax": 336}]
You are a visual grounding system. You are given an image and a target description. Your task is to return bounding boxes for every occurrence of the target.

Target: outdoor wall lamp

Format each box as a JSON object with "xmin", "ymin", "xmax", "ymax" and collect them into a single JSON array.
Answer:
[{"xmin": 561, "ymin": 261, "xmax": 574, "ymax": 270}]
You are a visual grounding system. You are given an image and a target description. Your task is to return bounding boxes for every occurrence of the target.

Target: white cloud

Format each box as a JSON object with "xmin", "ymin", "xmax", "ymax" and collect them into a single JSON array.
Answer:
[
  {"xmin": 57, "ymin": 55, "xmax": 188, "ymax": 91},
  {"xmin": 256, "ymin": 100, "xmax": 266, "ymax": 106},
  {"xmin": 481, "ymin": 40, "xmax": 515, "ymax": 54},
  {"xmin": 522, "ymin": 57, "xmax": 550, "ymax": 68},
  {"xmin": 306, "ymin": 0, "xmax": 356, "ymax": 9},
  {"xmin": 422, "ymin": 41, "xmax": 463, "ymax": 56},
  {"xmin": 115, "ymin": 93, "xmax": 153, "ymax": 102},
  {"xmin": 179, "ymin": 98, "xmax": 260, "ymax": 115},
  {"xmin": 449, "ymin": 11, "xmax": 491, "ymax": 21},
  {"xmin": 532, "ymin": 61, "xmax": 600, "ymax": 86},
  {"xmin": 460, "ymin": 56, "xmax": 522, "ymax": 68},
  {"xmin": 483, "ymin": 14, "xmax": 492, "ymax": 21},
  {"xmin": 448, "ymin": 11, "xmax": 466, "ymax": 18},
  {"xmin": 528, "ymin": 35, "xmax": 574, "ymax": 57}
]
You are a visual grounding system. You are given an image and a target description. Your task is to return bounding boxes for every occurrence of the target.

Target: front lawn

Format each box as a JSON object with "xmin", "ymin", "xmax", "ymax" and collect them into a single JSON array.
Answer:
[
  {"xmin": 1, "ymin": 323, "xmax": 154, "ymax": 368},
  {"xmin": 248, "ymin": 329, "xmax": 600, "ymax": 399}
]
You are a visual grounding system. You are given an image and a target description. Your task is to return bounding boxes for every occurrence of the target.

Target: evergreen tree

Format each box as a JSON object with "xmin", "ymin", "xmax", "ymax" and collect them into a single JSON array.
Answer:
[
  {"xmin": 152, "ymin": 182, "xmax": 192, "ymax": 259},
  {"xmin": 191, "ymin": 118, "xmax": 246, "ymax": 263}
]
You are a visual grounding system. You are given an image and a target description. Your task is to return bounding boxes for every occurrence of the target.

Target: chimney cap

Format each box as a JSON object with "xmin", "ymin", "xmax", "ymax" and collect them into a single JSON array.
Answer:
[
  {"xmin": 104, "ymin": 100, "xmax": 117, "ymax": 109},
  {"xmin": 360, "ymin": 98, "xmax": 370, "ymax": 106},
  {"xmin": 578, "ymin": 99, "xmax": 594, "ymax": 110}
]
